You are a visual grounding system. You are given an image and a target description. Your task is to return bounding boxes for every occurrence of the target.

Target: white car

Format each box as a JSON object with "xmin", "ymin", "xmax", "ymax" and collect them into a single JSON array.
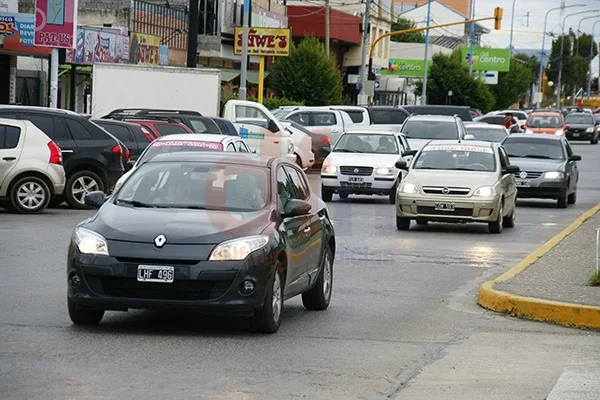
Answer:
[
  {"xmin": 320, "ymin": 129, "xmax": 414, "ymax": 204},
  {"xmin": 280, "ymin": 121, "xmax": 315, "ymax": 170},
  {"xmin": 272, "ymin": 106, "xmax": 354, "ymax": 146},
  {"xmin": 399, "ymin": 114, "xmax": 472, "ymax": 151},
  {"xmin": 113, "ymin": 134, "xmax": 252, "ymax": 191}
]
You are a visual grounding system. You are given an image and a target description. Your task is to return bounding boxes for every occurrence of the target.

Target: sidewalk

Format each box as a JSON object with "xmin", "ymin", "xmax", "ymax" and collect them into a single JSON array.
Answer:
[{"xmin": 479, "ymin": 204, "xmax": 600, "ymax": 329}]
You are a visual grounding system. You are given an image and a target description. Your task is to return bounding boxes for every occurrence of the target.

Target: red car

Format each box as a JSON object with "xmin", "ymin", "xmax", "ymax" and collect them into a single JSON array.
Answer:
[{"xmin": 124, "ymin": 119, "xmax": 194, "ymax": 138}]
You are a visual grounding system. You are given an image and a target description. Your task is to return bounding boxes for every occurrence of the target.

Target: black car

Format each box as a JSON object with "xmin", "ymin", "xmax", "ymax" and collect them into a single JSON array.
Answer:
[
  {"xmin": 502, "ymin": 134, "xmax": 581, "ymax": 208},
  {"xmin": 564, "ymin": 112, "xmax": 599, "ymax": 144},
  {"xmin": 92, "ymin": 119, "xmax": 154, "ymax": 162},
  {"xmin": 103, "ymin": 109, "xmax": 222, "ymax": 134},
  {"xmin": 209, "ymin": 117, "xmax": 239, "ymax": 136},
  {"xmin": 402, "ymin": 105, "xmax": 473, "ymax": 121},
  {"xmin": 0, "ymin": 106, "xmax": 124, "ymax": 209},
  {"xmin": 67, "ymin": 152, "xmax": 336, "ymax": 333}
]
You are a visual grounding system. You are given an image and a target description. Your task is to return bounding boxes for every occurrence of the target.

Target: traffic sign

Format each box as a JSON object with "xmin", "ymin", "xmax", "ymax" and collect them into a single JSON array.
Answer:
[{"xmin": 374, "ymin": 81, "xmax": 380, "ymax": 89}]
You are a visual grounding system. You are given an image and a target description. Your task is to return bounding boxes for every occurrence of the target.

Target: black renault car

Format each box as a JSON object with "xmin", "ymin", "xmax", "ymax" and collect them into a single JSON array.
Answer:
[
  {"xmin": 67, "ymin": 152, "xmax": 335, "ymax": 333},
  {"xmin": 502, "ymin": 134, "xmax": 581, "ymax": 208},
  {"xmin": 564, "ymin": 112, "xmax": 599, "ymax": 144}
]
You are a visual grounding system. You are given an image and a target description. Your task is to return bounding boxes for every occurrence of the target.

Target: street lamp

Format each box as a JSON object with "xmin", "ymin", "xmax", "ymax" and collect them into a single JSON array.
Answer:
[
  {"xmin": 447, "ymin": 90, "xmax": 453, "ymax": 105},
  {"xmin": 537, "ymin": 4, "xmax": 586, "ymax": 108},
  {"xmin": 421, "ymin": 0, "xmax": 432, "ymax": 105},
  {"xmin": 576, "ymin": 15, "xmax": 600, "ymax": 55},
  {"xmin": 509, "ymin": 0, "xmax": 517, "ymax": 55},
  {"xmin": 587, "ymin": 20, "xmax": 600, "ymax": 99}
]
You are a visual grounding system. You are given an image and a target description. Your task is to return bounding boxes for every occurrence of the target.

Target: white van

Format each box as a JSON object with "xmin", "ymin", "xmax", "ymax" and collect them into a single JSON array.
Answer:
[{"xmin": 222, "ymin": 100, "xmax": 296, "ymax": 164}]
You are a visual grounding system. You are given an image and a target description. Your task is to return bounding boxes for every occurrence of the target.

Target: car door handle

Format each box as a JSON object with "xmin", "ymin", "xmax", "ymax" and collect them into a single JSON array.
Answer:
[
  {"xmin": 61, "ymin": 150, "xmax": 74, "ymax": 153},
  {"xmin": 303, "ymin": 227, "xmax": 311, "ymax": 233},
  {"xmin": 2, "ymin": 157, "xmax": 16, "ymax": 161}
]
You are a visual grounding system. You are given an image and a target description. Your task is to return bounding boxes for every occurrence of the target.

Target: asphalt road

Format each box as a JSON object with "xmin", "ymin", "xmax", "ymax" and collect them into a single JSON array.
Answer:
[{"xmin": 2, "ymin": 143, "xmax": 600, "ymax": 399}]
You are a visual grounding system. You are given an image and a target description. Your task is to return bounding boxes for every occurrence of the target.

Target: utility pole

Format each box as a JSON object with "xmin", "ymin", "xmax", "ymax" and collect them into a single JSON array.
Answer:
[
  {"xmin": 358, "ymin": 0, "xmax": 371, "ymax": 105},
  {"xmin": 557, "ymin": 32, "xmax": 565, "ymax": 108},
  {"xmin": 420, "ymin": 0, "xmax": 432, "ymax": 105},
  {"xmin": 239, "ymin": 0, "xmax": 251, "ymax": 100},
  {"xmin": 325, "ymin": 0, "xmax": 330, "ymax": 56},
  {"xmin": 526, "ymin": 11, "xmax": 529, "ymax": 27},
  {"xmin": 187, "ymin": 0, "xmax": 199, "ymax": 67},
  {"xmin": 468, "ymin": 0, "xmax": 476, "ymax": 75}
]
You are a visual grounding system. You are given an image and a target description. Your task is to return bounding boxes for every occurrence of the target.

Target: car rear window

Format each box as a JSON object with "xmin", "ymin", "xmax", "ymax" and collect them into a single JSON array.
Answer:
[
  {"xmin": 408, "ymin": 106, "xmax": 473, "ymax": 121},
  {"xmin": 0, "ymin": 124, "xmax": 21, "ymax": 149},
  {"xmin": 370, "ymin": 110, "xmax": 407, "ymax": 124},
  {"xmin": 155, "ymin": 124, "xmax": 190, "ymax": 136},
  {"xmin": 401, "ymin": 120, "xmax": 459, "ymax": 140},
  {"xmin": 343, "ymin": 110, "xmax": 365, "ymax": 123},
  {"xmin": 465, "ymin": 126, "xmax": 508, "ymax": 142}
]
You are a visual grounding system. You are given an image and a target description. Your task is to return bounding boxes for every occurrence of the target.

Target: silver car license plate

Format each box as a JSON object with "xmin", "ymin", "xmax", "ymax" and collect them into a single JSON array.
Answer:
[
  {"xmin": 348, "ymin": 176, "xmax": 364, "ymax": 183},
  {"xmin": 137, "ymin": 265, "xmax": 174, "ymax": 283},
  {"xmin": 515, "ymin": 179, "xmax": 531, "ymax": 187},
  {"xmin": 434, "ymin": 202, "xmax": 455, "ymax": 211}
]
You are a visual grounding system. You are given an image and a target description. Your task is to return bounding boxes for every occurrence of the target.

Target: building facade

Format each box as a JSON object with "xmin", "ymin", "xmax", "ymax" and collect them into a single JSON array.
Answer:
[{"xmin": 394, "ymin": 0, "xmax": 471, "ymax": 18}]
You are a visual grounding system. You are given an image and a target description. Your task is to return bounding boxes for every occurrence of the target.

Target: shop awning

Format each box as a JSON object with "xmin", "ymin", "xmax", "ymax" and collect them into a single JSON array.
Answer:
[
  {"xmin": 246, "ymin": 71, "xmax": 270, "ymax": 85},
  {"xmin": 220, "ymin": 69, "xmax": 241, "ymax": 82}
]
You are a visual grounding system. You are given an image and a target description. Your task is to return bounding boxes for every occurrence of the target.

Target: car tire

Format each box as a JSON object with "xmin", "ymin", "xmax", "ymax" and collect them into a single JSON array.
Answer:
[
  {"xmin": 488, "ymin": 202, "xmax": 504, "ymax": 234},
  {"xmin": 568, "ymin": 190, "xmax": 577, "ymax": 204},
  {"xmin": 67, "ymin": 297, "xmax": 104, "ymax": 325},
  {"xmin": 557, "ymin": 194, "xmax": 568, "ymax": 208},
  {"xmin": 249, "ymin": 266, "xmax": 283, "ymax": 334},
  {"xmin": 416, "ymin": 218, "xmax": 428, "ymax": 225},
  {"xmin": 321, "ymin": 185, "xmax": 333, "ymax": 202},
  {"xmin": 396, "ymin": 216, "xmax": 411, "ymax": 230},
  {"xmin": 591, "ymin": 134, "xmax": 598, "ymax": 144},
  {"xmin": 65, "ymin": 170, "xmax": 105, "ymax": 209},
  {"xmin": 302, "ymin": 246, "xmax": 333, "ymax": 311},
  {"xmin": 8, "ymin": 176, "xmax": 51, "ymax": 214},
  {"xmin": 339, "ymin": 192, "xmax": 349, "ymax": 199},
  {"xmin": 503, "ymin": 201, "xmax": 516, "ymax": 228},
  {"xmin": 389, "ymin": 183, "xmax": 398, "ymax": 205}
]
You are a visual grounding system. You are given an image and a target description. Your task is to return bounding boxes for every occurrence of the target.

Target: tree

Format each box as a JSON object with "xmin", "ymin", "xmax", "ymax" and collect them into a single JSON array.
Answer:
[
  {"xmin": 270, "ymin": 37, "xmax": 342, "ymax": 106},
  {"xmin": 415, "ymin": 50, "xmax": 495, "ymax": 112},
  {"xmin": 390, "ymin": 17, "xmax": 425, "ymax": 43},
  {"xmin": 490, "ymin": 54, "xmax": 536, "ymax": 109}
]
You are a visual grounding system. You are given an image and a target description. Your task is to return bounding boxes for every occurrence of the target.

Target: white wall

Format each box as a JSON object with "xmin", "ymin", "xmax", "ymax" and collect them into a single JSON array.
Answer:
[
  {"xmin": 398, "ymin": 2, "xmax": 465, "ymax": 38},
  {"xmin": 388, "ymin": 42, "xmax": 452, "ymax": 60}
]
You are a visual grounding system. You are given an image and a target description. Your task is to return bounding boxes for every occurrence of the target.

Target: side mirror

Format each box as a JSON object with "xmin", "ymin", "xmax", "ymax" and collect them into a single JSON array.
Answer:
[
  {"xmin": 84, "ymin": 191, "xmax": 107, "ymax": 209},
  {"xmin": 505, "ymin": 165, "xmax": 520, "ymax": 174},
  {"xmin": 401, "ymin": 149, "xmax": 418, "ymax": 157},
  {"xmin": 268, "ymin": 119, "xmax": 279, "ymax": 133},
  {"xmin": 395, "ymin": 160, "xmax": 409, "ymax": 170},
  {"xmin": 569, "ymin": 155, "xmax": 582, "ymax": 161},
  {"xmin": 463, "ymin": 134, "xmax": 475, "ymax": 140},
  {"xmin": 283, "ymin": 199, "xmax": 312, "ymax": 217}
]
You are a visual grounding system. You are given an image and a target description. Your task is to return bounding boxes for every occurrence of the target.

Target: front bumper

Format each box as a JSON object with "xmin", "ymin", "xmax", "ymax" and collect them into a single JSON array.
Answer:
[
  {"xmin": 566, "ymin": 131, "xmax": 596, "ymax": 141},
  {"xmin": 515, "ymin": 178, "xmax": 567, "ymax": 199},
  {"xmin": 67, "ymin": 248, "xmax": 275, "ymax": 316},
  {"xmin": 396, "ymin": 193, "xmax": 501, "ymax": 223},
  {"xmin": 321, "ymin": 174, "xmax": 397, "ymax": 195}
]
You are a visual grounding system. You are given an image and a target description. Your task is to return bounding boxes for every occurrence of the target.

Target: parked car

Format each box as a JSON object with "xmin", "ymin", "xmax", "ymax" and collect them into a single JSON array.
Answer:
[
  {"xmin": 523, "ymin": 111, "xmax": 567, "ymax": 136},
  {"xmin": 564, "ymin": 112, "xmax": 599, "ymax": 144},
  {"xmin": 281, "ymin": 120, "xmax": 330, "ymax": 168},
  {"xmin": 123, "ymin": 119, "xmax": 193, "ymax": 138},
  {"xmin": 208, "ymin": 117, "xmax": 239, "ymax": 136},
  {"xmin": 502, "ymin": 133, "xmax": 580, "ymax": 208},
  {"xmin": 394, "ymin": 140, "xmax": 519, "ymax": 233},
  {"xmin": 103, "ymin": 109, "xmax": 222, "ymax": 134},
  {"xmin": 280, "ymin": 121, "xmax": 315, "ymax": 170},
  {"xmin": 0, "ymin": 106, "xmax": 124, "ymax": 209},
  {"xmin": 329, "ymin": 105, "xmax": 371, "ymax": 126},
  {"xmin": 402, "ymin": 105, "xmax": 473, "ymax": 121},
  {"xmin": 0, "ymin": 119, "xmax": 66, "ymax": 213},
  {"xmin": 92, "ymin": 119, "xmax": 155, "ymax": 162},
  {"xmin": 272, "ymin": 106, "xmax": 354, "ymax": 145},
  {"xmin": 399, "ymin": 114, "xmax": 473, "ymax": 150},
  {"xmin": 365, "ymin": 106, "xmax": 410, "ymax": 131},
  {"xmin": 464, "ymin": 123, "xmax": 510, "ymax": 142},
  {"xmin": 67, "ymin": 152, "xmax": 336, "ymax": 334}
]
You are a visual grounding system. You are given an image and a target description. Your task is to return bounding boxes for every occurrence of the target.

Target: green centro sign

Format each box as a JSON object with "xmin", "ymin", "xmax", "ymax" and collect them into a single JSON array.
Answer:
[
  {"xmin": 461, "ymin": 47, "xmax": 511, "ymax": 72},
  {"xmin": 380, "ymin": 59, "xmax": 432, "ymax": 77}
]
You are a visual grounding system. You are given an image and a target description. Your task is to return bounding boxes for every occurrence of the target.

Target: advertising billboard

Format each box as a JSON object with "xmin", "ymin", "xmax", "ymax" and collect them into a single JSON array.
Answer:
[
  {"xmin": 461, "ymin": 47, "xmax": 511, "ymax": 72},
  {"xmin": 0, "ymin": 12, "xmax": 51, "ymax": 55},
  {"xmin": 234, "ymin": 27, "xmax": 290, "ymax": 57},
  {"xmin": 380, "ymin": 59, "xmax": 432, "ymax": 77},
  {"xmin": 34, "ymin": 0, "xmax": 78, "ymax": 48},
  {"xmin": 129, "ymin": 32, "xmax": 160, "ymax": 65},
  {"xmin": 65, "ymin": 26, "xmax": 130, "ymax": 65}
]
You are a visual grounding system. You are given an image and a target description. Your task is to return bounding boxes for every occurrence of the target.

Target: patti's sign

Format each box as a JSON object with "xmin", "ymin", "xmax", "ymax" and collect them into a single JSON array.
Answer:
[
  {"xmin": 234, "ymin": 27, "xmax": 290, "ymax": 57},
  {"xmin": 34, "ymin": 0, "xmax": 78, "ymax": 48}
]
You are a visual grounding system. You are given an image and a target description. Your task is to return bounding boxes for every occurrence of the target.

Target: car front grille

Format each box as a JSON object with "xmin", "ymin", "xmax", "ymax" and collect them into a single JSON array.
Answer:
[
  {"xmin": 422, "ymin": 186, "xmax": 471, "ymax": 195},
  {"xmin": 515, "ymin": 171, "xmax": 542, "ymax": 179},
  {"xmin": 339, "ymin": 166, "xmax": 373, "ymax": 176},
  {"xmin": 115, "ymin": 257, "xmax": 199, "ymax": 265},
  {"xmin": 569, "ymin": 128, "xmax": 584, "ymax": 133},
  {"xmin": 417, "ymin": 206, "xmax": 474, "ymax": 217},
  {"xmin": 340, "ymin": 182, "xmax": 372, "ymax": 189},
  {"xmin": 95, "ymin": 277, "xmax": 232, "ymax": 301}
]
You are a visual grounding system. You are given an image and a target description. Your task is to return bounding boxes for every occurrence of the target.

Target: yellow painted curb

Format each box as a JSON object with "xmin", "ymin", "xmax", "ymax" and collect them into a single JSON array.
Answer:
[{"xmin": 478, "ymin": 202, "xmax": 600, "ymax": 329}]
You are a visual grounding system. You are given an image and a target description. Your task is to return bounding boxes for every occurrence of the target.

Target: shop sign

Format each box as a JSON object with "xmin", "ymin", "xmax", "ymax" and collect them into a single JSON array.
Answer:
[
  {"xmin": 34, "ymin": 0, "xmax": 78, "ymax": 48},
  {"xmin": 234, "ymin": 27, "xmax": 290, "ymax": 57},
  {"xmin": 129, "ymin": 32, "xmax": 160, "ymax": 65},
  {"xmin": 380, "ymin": 59, "xmax": 432, "ymax": 77},
  {"xmin": 0, "ymin": 12, "xmax": 51, "ymax": 55},
  {"xmin": 66, "ymin": 26, "xmax": 130, "ymax": 65},
  {"xmin": 461, "ymin": 47, "xmax": 511, "ymax": 72}
]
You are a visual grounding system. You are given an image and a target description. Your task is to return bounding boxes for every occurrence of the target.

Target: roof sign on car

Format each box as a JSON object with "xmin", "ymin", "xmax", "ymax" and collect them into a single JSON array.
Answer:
[
  {"xmin": 424, "ymin": 145, "xmax": 493, "ymax": 154},
  {"xmin": 151, "ymin": 140, "xmax": 224, "ymax": 151}
]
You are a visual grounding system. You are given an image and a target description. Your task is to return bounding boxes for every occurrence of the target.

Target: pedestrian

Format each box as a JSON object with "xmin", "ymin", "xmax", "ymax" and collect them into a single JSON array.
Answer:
[{"xmin": 504, "ymin": 112, "xmax": 517, "ymax": 129}]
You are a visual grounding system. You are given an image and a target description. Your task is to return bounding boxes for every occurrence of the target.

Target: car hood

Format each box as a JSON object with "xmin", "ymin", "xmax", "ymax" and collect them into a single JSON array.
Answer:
[
  {"xmin": 326, "ymin": 152, "xmax": 401, "ymax": 167},
  {"xmin": 83, "ymin": 202, "xmax": 274, "ymax": 245},
  {"xmin": 507, "ymin": 158, "xmax": 565, "ymax": 172},
  {"xmin": 405, "ymin": 170, "xmax": 498, "ymax": 188}
]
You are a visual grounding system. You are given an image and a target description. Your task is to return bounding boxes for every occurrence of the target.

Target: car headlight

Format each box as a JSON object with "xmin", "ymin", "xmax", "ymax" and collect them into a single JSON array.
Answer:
[
  {"xmin": 73, "ymin": 227, "xmax": 109, "ymax": 256},
  {"xmin": 473, "ymin": 186, "xmax": 496, "ymax": 197},
  {"xmin": 375, "ymin": 167, "xmax": 394, "ymax": 176},
  {"xmin": 399, "ymin": 183, "xmax": 418, "ymax": 194},
  {"xmin": 209, "ymin": 235, "xmax": 270, "ymax": 261},
  {"xmin": 287, "ymin": 140, "xmax": 294, "ymax": 154},
  {"xmin": 543, "ymin": 171, "xmax": 564, "ymax": 180},
  {"xmin": 321, "ymin": 164, "xmax": 338, "ymax": 174},
  {"xmin": 525, "ymin": 129, "xmax": 533, "ymax": 134},
  {"xmin": 586, "ymin": 127, "xmax": 594, "ymax": 132},
  {"xmin": 555, "ymin": 130, "xmax": 564, "ymax": 136}
]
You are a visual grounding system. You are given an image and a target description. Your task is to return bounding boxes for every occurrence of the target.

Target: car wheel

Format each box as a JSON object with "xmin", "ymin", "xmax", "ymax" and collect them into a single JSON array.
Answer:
[
  {"xmin": 416, "ymin": 218, "xmax": 428, "ymax": 225},
  {"xmin": 48, "ymin": 195, "xmax": 66, "ymax": 208},
  {"xmin": 591, "ymin": 134, "xmax": 598, "ymax": 144},
  {"xmin": 557, "ymin": 193, "xmax": 568, "ymax": 208},
  {"xmin": 396, "ymin": 216, "xmax": 411, "ymax": 230},
  {"xmin": 488, "ymin": 202, "xmax": 504, "ymax": 234},
  {"xmin": 67, "ymin": 297, "xmax": 104, "ymax": 325},
  {"xmin": 389, "ymin": 183, "xmax": 398, "ymax": 205},
  {"xmin": 9, "ymin": 176, "xmax": 51, "ymax": 214},
  {"xmin": 302, "ymin": 246, "xmax": 333, "ymax": 311},
  {"xmin": 503, "ymin": 200, "xmax": 516, "ymax": 228},
  {"xmin": 568, "ymin": 190, "xmax": 577, "ymax": 204},
  {"xmin": 321, "ymin": 185, "xmax": 333, "ymax": 202},
  {"xmin": 66, "ymin": 170, "xmax": 104, "ymax": 209},
  {"xmin": 339, "ymin": 192, "xmax": 349, "ymax": 199},
  {"xmin": 250, "ymin": 266, "xmax": 283, "ymax": 334}
]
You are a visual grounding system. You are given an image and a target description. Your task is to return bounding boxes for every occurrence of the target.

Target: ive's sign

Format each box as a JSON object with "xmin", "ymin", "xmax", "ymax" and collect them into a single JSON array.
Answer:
[
  {"xmin": 234, "ymin": 27, "xmax": 290, "ymax": 57},
  {"xmin": 461, "ymin": 47, "xmax": 510, "ymax": 72}
]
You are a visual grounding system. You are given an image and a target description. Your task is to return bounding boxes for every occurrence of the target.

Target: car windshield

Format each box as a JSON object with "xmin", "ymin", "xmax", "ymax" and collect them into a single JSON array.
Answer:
[
  {"xmin": 413, "ymin": 145, "xmax": 496, "ymax": 172},
  {"xmin": 503, "ymin": 138, "xmax": 565, "ymax": 160},
  {"xmin": 527, "ymin": 115, "xmax": 563, "ymax": 128},
  {"xmin": 333, "ymin": 133, "xmax": 399, "ymax": 154},
  {"xmin": 401, "ymin": 120, "xmax": 459, "ymax": 139},
  {"xmin": 116, "ymin": 162, "xmax": 270, "ymax": 211},
  {"xmin": 137, "ymin": 140, "xmax": 223, "ymax": 166},
  {"xmin": 465, "ymin": 127, "xmax": 508, "ymax": 142},
  {"xmin": 565, "ymin": 115, "xmax": 594, "ymax": 124},
  {"xmin": 188, "ymin": 118, "xmax": 210, "ymax": 133}
]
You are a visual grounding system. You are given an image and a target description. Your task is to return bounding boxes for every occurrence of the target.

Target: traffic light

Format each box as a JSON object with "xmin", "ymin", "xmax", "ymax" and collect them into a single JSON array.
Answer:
[{"xmin": 494, "ymin": 7, "xmax": 503, "ymax": 30}]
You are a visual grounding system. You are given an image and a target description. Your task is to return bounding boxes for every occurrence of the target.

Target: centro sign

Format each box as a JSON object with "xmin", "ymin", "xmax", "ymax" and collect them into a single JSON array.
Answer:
[
  {"xmin": 461, "ymin": 47, "xmax": 511, "ymax": 72},
  {"xmin": 381, "ymin": 59, "xmax": 432, "ymax": 77}
]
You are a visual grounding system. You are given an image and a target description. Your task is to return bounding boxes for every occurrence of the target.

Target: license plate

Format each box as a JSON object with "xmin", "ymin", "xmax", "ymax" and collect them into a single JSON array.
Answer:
[
  {"xmin": 348, "ymin": 176, "xmax": 364, "ymax": 183},
  {"xmin": 573, "ymin": 133, "xmax": 580, "ymax": 137},
  {"xmin": 137, "ymin": 265, "xmax": 174, "ymax": 283},
  {"xmin": 515, "ymin": 179, "xmax": 531, "ymax": 187},
  {"xmin": 434, "ymin": 202, "xmax": 455, "ymax": 211}
]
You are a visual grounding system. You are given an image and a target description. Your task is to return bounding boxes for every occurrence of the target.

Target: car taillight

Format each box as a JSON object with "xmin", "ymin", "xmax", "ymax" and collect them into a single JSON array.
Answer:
[
  {"xmin": 320, "ymin": 137, "xmax": 330, "ymax": 145},
  {"xmin": 141, "ymin": 127, "xmax": 154, "ymax": 142},
  {"xmin": 125, "ymin": 148, "xmax": 131, "ymax": 163},
  {"xmin": 112, "ymin": 144, "xmax": 122, "ymax": 158},
  {"xmin": 47, "ymin": 141, "xmax": 62, "ymax": 165}
]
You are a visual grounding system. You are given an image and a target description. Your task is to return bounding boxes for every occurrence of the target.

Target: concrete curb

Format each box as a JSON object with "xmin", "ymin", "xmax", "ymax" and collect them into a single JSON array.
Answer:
[{"xmin": 478, "ymin": 202, "xmax": 600, "ymax": 329}]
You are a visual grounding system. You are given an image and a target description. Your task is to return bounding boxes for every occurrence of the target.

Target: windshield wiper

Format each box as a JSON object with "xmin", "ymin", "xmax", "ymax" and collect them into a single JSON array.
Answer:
[
  {"xmin": 523, "ymin": 154, "xmax": 554, "ymax": 159},
  {"xmin": 116, "ymin": 199, "xmax": 157, "ymax": 208},
  {"xmin": 333, "ymin": 149, "xmax": 358, "ymax": 153},
  {"xmin": 507, "ymin": 154, "xmax": 522, "ymax": 157},
  {"xmin": 454, "ymin": 167, "xmax": 487, "ymax": 171}
]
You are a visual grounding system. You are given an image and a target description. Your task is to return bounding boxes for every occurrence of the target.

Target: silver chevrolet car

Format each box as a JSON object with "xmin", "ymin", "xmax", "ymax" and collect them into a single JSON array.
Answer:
[{"xmin": 394, "ymin": 140, "xmax": 520, "ymax": 233}]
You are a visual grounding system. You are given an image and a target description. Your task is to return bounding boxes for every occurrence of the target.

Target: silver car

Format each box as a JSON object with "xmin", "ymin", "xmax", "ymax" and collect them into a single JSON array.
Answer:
[{"xmin": 394, "ymin": 140, "xmax": 520, "ymax": 234}]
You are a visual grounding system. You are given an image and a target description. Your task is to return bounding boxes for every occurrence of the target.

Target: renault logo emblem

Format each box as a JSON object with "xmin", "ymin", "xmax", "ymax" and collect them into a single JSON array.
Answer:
[
  {"xmin": 354, "ymin": 168, "xmax": 359, "ymax": 173},
  {"xmin": 519, "ymin": 171, "xmax": 528, "ymax": 179},
  {"xmin": 154, "ymin": 234, "xmax": 167, "ymax": 248},
  {"xmin": 442, "ymin": 187, "xmax": 450, "ymax": 194}
]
